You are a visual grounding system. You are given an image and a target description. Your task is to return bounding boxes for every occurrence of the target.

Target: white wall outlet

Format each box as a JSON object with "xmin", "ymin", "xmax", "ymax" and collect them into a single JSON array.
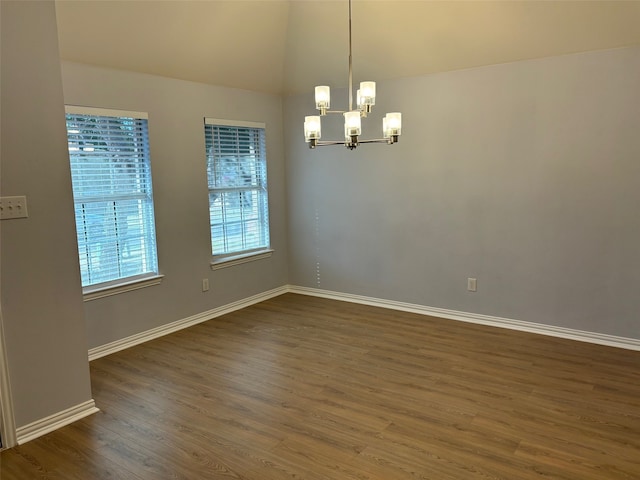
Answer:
[
  {"xmin": 0, "ymin": 196, "xmax": 28, "ymax": 220},
  {"xmin": 202, "ymin": 278, "xmax": 209, "ymax": 292},
  {"xmin": 467, "ymin": 277, "xmax": 477, "ymax": 292}
]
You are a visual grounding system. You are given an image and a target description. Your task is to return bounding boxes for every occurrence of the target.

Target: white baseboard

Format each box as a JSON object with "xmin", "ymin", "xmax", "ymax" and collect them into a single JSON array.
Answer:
[
  {"xmin": 16, "ymin": 399, "xmax": 99, "ymax": 445},
  {"xmin": 89, "ymin": 283, "xmax": 640, "ymax": 363},
  {"xmin": 88, "ymin": 285, "xmax": 289, "ymax": 361},
  {"xmin": 289, "ymin": 285, "xmax": 640, "ymax": 351}
]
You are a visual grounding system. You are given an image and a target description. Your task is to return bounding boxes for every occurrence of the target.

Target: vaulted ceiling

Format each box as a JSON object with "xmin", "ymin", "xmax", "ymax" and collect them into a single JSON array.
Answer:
[{"xmin": 55, "ymin": 1, "xmax": 640, "ymax": 96}]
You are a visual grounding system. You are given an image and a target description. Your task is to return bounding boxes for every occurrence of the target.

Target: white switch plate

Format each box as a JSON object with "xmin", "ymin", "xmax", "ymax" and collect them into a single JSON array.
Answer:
[
  {"xmin": 202, "ymin": 278, "xmax": 209, "ymax": 292},
  {"xmin": 467, "ymin": 277, "xmax": 477, "ymax": 292},
  {"xmin": 0, "ymin": 196, "xmax": 28, "ymax": 220}
]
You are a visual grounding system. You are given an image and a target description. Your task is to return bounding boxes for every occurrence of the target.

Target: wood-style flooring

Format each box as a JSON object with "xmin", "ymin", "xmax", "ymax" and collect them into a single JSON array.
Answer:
[{"xmin": 2, "ymin": 293, "xmax": 640, "ymax": 479}]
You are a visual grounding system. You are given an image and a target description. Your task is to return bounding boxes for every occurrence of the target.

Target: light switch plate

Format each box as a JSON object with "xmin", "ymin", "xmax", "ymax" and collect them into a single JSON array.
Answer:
[{"xmin": 0, "ymin": 196, "xmax": 29, "ymax": 220}]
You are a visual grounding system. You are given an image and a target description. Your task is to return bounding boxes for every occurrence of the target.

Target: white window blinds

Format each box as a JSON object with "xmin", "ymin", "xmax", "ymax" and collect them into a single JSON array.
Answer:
[
  {"xmin": 65, "ymin": 107, "xmax": 159, "ymax": 287},
  {"xmin": 204, "ymin": 119, "xmax": 270, "ymax": 257}
]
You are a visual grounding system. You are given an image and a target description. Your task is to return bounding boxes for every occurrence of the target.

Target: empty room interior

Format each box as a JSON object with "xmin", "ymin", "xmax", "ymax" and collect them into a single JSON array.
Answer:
[{"xmin": 1, "ymin": 0, "xmax": 639, "ymax": 478}]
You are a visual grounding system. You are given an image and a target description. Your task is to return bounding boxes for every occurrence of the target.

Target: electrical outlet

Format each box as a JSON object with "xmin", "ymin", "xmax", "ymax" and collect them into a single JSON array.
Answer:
[
  {"xmin": 202, "ymin": 278, "xmax": 209, "ymax": 292},
  {"xmin": 0, "ymin": 196, "xmax": 28, "ymax": 220},
  {"xmin": 467, "ymin": 277, "xmax": 477, "ymax": 292}
]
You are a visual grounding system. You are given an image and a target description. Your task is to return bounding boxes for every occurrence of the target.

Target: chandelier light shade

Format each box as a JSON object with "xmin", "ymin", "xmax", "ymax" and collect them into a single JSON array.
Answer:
[
  {"xmin": 358, "ymin": 81, "xmax": 376, "ymax": 112},
  {"xmin": 304, "ymin": 115, "xmax": 321, "ymax": 142},
  {"xmin": 303, "ymin": 0, "xmax": 402, "ymax": 150},
  {"xmin": 384, "ymin": 112, "xmax": 402, "ymax": 140},
  {"xmin": 315, "ymin": 86, "xmax": 331, "ymax": 113},
  {"xmin": 343, "ymin": 111, "xmax": 362, "ymax": 137}
]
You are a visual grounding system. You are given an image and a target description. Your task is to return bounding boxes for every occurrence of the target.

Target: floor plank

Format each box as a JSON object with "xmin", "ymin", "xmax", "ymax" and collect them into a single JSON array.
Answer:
[{"xmin": 2, "ymin": 293, "xmax": 639, "ymax": 479}]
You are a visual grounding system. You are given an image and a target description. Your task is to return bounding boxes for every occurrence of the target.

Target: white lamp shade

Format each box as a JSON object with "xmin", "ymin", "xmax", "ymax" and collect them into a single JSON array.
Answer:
[
  {"xmin": 344, "ymin": 111, "xmax": 362, "ymax": 137},
  {"xmin": 304, "ymin": 116, "xmax": 321, "ymax": 141},
  {"xmin": 359, "ymin": 81, "xmax": 376, "ymax": 105},
  {"xmin": 315, "ymin": 86, "xmax": 331, "ymax": 110},
  {"xmin": 384, "ymin": 112, "xmax": 402, "ymax": 137}
]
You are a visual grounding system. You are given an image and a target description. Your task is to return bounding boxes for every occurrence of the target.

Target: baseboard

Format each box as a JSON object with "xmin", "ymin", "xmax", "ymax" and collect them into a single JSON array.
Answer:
[
  {"xmin": 89, "ymin": 283, "xmax": 640, "ymax": 362},
  {"xmin": 289, "ymin": 285, "xmax": 640, "ymax": 351},
  {"xmin": 16, "ymin": 399, "xmax": 99, "ymax": 445},
  {"xmin": 88, "ymin": 285, "xmax": 289, "ymax": 361}
]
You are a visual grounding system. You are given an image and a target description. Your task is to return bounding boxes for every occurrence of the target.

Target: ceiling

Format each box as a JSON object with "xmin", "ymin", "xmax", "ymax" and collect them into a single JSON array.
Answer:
[{"xmin": 55, "ymin": 1, "xmax": 640, "ymax": 96}]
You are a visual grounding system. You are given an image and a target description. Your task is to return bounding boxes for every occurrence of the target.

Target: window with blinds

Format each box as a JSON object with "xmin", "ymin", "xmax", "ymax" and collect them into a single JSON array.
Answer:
[
  {"xmin": 204, "ymin": 119, "xmax": 270, "ymax": 257},
  {"xmin": 65, "ymin": 106, "xmax": 159, "ymax": 288}
]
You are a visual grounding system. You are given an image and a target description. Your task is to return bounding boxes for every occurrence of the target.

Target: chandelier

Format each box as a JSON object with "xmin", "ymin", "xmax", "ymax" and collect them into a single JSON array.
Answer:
[{"xmin": 303, "ymin": 0, "xmax": 402, "ymax": 150}]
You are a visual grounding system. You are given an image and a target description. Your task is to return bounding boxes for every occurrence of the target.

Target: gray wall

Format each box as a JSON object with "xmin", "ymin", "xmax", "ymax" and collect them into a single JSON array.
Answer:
[
  {"xmin": 61, "ymin": 63, "xmax": 288, "ymax": 349},
  {"xmin": 0, "ymin": 1, "xmax": 93, "ymax": 427},
  {"xmin": 285, "ymin": 46, "xmax": 640, "ymax": 339}
]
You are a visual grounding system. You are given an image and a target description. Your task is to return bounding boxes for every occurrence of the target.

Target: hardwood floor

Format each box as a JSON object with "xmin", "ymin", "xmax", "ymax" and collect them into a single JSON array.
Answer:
[{"xmin": 2, "ymin": 293, "xmax": 639, "ymax": 479}]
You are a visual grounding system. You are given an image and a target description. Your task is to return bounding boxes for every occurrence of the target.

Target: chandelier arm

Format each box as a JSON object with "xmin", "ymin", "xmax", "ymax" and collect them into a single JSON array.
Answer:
[
  {"xmin": 311, "ymin": 137, "xmax": 399, "ymax": 148},
  {"xmin": 315, "ymin": 140, "xmax": 349, "ymax": 146},
  {"xmin": 356, "ymin": 138, "xmax": 392, "ymax": 144}
]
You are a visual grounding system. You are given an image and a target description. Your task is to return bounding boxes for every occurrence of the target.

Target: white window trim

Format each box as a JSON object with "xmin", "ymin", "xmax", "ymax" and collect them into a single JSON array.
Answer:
[
  {"xmin": 65, "ymin": 105, "xmax": 148, "ymax": 119},
  {"xmin": 204, "ymin": 118, "xmax": 265, "ymax": 129},
  {"xmin": 210, "ymin": 249, "xmax": 274, "ymax": 270},
  {"xmin": 83, "ymin": 274, "xmax": 164, "ymax": 302}
]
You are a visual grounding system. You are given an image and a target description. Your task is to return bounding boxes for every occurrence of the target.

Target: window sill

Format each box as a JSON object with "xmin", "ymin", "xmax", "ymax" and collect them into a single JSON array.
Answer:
[
  {"xmin": 83, "ymin": 274, "xmax": 164, "ymax": 302},
  {"xmin": 210, "ymin": 249, "xmax": 274, "ymax": 271}
]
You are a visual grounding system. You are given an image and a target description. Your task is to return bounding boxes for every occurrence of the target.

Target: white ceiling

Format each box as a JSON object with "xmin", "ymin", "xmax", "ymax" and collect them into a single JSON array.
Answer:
[{"xmin": 55, "ymin": 1, "xmax": 640, "ymax": 96}]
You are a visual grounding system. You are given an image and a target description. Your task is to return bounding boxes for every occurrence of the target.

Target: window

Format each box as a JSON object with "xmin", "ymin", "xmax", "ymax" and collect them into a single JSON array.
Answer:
[
  {"xmin": 65, "ymin": 106, "xmax": 159, "ymax": 290},
  {"xmin": 204, "ymin": 119, "xmax": 270, "ymax": 261}
]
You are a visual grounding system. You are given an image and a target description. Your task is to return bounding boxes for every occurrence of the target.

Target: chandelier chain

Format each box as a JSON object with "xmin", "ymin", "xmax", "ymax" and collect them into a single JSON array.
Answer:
[{"xmin": 348, "ymin": 0, "xmax": 353, "ymax": 111}]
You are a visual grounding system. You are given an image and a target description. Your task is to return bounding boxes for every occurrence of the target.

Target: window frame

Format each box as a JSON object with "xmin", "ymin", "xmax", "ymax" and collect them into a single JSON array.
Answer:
[
  {"xmin": 65, "ymin": 105, "xmax": 162, "ymax": 299},
  {"xmin": 204, "ymin": 118, "xmax": 272, "ymax": 269}
]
